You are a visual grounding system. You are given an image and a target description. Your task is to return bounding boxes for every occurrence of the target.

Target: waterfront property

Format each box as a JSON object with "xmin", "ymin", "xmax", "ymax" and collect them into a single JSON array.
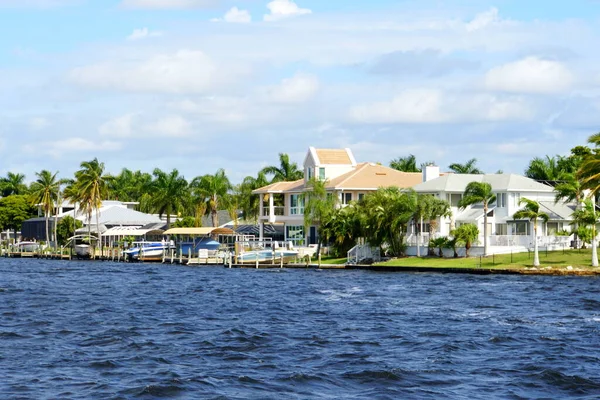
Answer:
[
  {"xmin": 253, "ymin": 147, "xmax": 422, "ymax": 246},
  {"xmin": 411, "ymin": 166, "xmax": 576, "ymax": 254}
]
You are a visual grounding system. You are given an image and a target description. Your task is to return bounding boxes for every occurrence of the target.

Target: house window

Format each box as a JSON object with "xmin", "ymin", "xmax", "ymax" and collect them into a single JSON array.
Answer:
[
  {"xmin": 319, "ymin": 167, "xmax": 326, "ymax": 180},
  {"xmin": 447, "ymin": 193, "xmax": 462, "ymax": 207},
  {"xmin": 513, "ymin": 221, "xmax": 530, "ymax": 236},
  {"xmin": 496, "ymin": 223, "xmax": 507, "ymax": 235},
  {"xmin": 290, "ymin": 194, "xmax": 305, "ymax": 215},
  {"xmin": 342, "ymin": 192, "xmax": 352, "ymax": 205},
  {"xmin": 547, "ymin": 222, "xmax": 562, "ymax": 235},
  {"xmin": 511, "ymin": 193, "xmax": 521, "ymax": 208},
  {"xmin": 358, "ymin": 193, "xmax": 365, "ymax": 201},
  {"xmin": 286, "ymin": 225, "xmax": 305, "ymax": 246},
  {"xmin": 496, "ymin": 193, "xmax": 506, "ymax": 208},
  {"xmin": 307, "ymin": 168, "xmax": 313, "ymax": 180}
]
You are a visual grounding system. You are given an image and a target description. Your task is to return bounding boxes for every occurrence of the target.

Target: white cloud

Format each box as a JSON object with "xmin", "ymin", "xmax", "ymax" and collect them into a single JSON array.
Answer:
[
  {"xmin": 29, "ymin": 117, "xmax": 51, "ymax": 130},
  {"xmin": 484, "ymin": 57, "xmax": 574, "ymax": 94},
  {"xmin": 120, "ymin": 0, "xmax": 218, "ymax": 9},
  {"xmin": 24, "ymin": 138, "xmax": 122, "ymax": 158},
  {"xmin": 349, "ymin": 88, "xmax": 533, "ymax": 124},
  {"xmin": 69, "ymin": 50, "xmax": 223, "ymax": 94},
  {"xmin": 264, "ymin": 0, "xmax": 311, "ymax": 22},
  {"xmin": 127, "ymin": 28, "xmax": 163, "ymax": 41},
  {"xmin": 212, "ymin": 6, "xmax": 251, "ymax": 23},
  {"xmin": 466, "ymin": 7, "xmax": 501, "ymax": 32},
  {"xmin": 99, "ymin": 114, "xmax": 136, "ymax": 137},
  {"xmin": 145, "ymin": 115, "xmax": 191, "ymax": 137},
  {"xmin": 263, "ymin": 73, "xmax": 319, "ymax": 103}
]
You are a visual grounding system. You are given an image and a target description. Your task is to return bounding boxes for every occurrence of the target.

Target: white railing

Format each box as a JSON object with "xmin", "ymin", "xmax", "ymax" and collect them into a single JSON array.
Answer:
[
  {"xmin": 347, "ymin": 244, "xmax": 381, "ymax": 265},
  {"xmin": 489, "ymin": 235, "xmax": 572, "ymax": 247},
  {"xmin": 289, "ymin": 206, "xmax": 304, "ymax": 216},
  {"xmin": 405, "ymin": 233, "xmax": 432, "ymax": 246},
  {"xmin": 261, "ymin": 206, "xmax": 285, "ymax": 217}
]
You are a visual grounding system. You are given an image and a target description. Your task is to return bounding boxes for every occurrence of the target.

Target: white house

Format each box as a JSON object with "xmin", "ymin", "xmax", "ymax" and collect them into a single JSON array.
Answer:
[
  {"xmin": 253, "ymin": 147, "xmax": 422, "ymax": 246},
  {"xmin": 411, "ymin": 166, "xmax": 576, "ymax": 250}
]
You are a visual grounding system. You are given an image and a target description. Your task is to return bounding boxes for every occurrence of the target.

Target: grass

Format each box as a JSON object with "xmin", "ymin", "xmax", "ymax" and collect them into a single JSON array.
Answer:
[
  {"xmin": 318, "ymin": 256, "xmax": 348, "ymax": 265},
  {"xmin": 377, "ymin": 248, "xmax": 600, "ymax": 272}
]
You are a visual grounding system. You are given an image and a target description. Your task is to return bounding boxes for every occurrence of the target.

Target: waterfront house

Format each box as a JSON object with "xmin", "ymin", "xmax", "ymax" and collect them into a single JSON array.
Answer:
[
  {"xmin": 253, "ymin": 147, "xmax": 422, "ymax": 246},
  {"xmin": 411, "ymin": 166, "xmax": 576, "ymax": 252}
]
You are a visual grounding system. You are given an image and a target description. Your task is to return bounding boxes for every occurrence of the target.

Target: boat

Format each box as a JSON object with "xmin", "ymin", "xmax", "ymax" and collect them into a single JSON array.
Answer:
[
  {"xmin": 14, "ymin": 241, "xmax": 41, "ymax": 253},
  {"xmin": 122, "ymin": 241, "xmax": 174, "ymax": 262},
  {"xmin": 75, "ymin": 244, "xmax": 93, "ymax": 259},
  {"xmin": 237, "ymin": 249, "xmax": 299, "ymax": 263}
]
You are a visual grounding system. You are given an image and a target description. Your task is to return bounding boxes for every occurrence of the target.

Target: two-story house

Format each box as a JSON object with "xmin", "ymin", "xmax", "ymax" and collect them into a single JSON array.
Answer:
[
  {"xmin": 253, "ymin": 147, "xmax": 422, "ymax": 246},
  {"xmin": 412, "ymin": 166, "xmax": 576, "ymax": 248}
]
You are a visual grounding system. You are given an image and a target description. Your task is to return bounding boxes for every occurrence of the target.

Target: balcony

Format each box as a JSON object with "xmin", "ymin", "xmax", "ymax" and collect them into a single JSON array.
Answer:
[{"xmin": 262, "ymin": 206, "xmax": 285, "ymax": 217}]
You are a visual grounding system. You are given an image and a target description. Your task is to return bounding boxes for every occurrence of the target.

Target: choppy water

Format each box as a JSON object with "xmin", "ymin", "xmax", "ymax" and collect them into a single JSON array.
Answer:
[{"xmin": 1, "ymin": 259, "xmax": 600, "ymax": 399}]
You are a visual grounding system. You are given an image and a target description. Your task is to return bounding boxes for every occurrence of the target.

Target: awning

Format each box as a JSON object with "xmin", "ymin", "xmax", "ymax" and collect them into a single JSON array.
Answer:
[
  {"xmin": 163, "ymin": 227, "xmax": 235, "ymax": 236},
  {"xmin": 101, "ymin": 226, "xmax": 150, "ymax": 237}
]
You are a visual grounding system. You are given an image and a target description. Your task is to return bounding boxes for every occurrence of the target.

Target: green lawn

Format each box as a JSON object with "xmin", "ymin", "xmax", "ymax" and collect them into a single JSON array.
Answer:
[
  {"xmin": 377, "ymin": 249, "xmax": 600, "ymax": 271},
  {"xmin": 318, "ymin": 256, "xmax": 348, "ymax": 265}
]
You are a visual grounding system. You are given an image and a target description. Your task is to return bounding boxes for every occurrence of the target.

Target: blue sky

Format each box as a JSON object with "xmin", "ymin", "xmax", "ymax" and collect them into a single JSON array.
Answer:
[{"xmin": 1, "ymin": 0, "xmax": 600, "ymax": 183}]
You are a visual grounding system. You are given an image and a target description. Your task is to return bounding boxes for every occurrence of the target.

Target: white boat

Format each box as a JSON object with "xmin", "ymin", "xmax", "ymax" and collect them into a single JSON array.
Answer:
[
  {"xmin": 75, "ymin": 244, "xmax": 92, "ymax": 258},
  {"xmin": 15, "ymin": 241, "xmax": 41, "ymax": 252},
  {"xmin": 123, "ymin": 241, "xmax": 173, "ymax": 261}
]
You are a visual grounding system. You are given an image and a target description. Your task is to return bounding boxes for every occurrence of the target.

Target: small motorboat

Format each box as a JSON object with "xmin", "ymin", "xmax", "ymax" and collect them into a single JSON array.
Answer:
[{"xmin": 122, "ymin": 241, "xmax": 174, "ymax": 262}]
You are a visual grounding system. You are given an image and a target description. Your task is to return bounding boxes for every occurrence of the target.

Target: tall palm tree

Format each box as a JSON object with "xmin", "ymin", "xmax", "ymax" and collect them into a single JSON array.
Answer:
[
  {"xmin": 150, "ymin": 168, "xmax": 189, "ymax": 227},
  {"xmin": 458, "ymin": 181, "xmax": 496, "ymax": 256},
  {"xmin": 1, "ymin": 172, "xmax": 27, "ymax": 196},
  {"xmin": 261, "ymin": 153, "xmax": 303, "ymax": 183},
  {"xmin": 191, "ymin": 168, "xmax": 232, "ymax": 228},
  {"xmin": 303, "ymin": 178, "xmax": 337, "ymax": 253},
  {"xmin": 73, "ymin": 158, "xmax": 110, "ymax": 251},
  {"xmin": 390, "ymin": 155, "xmax": 420, "ymax": 173},
  {"xmin": 525, "ymin": 155, "xmax": 568, "ymax": 182},
  {"xmin": 448, "ymin": 158, "xmax": 483, "ymax": 174},
  {"xmin": 513, "ymin": 198, "xmax": 549, "ymax": 267},
  {"xmin": 238, "ymin": 172, "xmax": 270, "ymax": 223},
  {"xmin": 29, "ymin": 170, "xmax": 60, "ymax": 245},
  {"xmin": 571, "ymin": 199, "xmax": 599, "ymax": 267}
]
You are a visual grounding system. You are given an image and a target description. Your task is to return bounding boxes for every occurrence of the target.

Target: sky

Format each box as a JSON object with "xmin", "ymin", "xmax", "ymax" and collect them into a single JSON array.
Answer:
[{"xmin": 1, "ymin": 0, "xmax": 600, "ymax": 184}]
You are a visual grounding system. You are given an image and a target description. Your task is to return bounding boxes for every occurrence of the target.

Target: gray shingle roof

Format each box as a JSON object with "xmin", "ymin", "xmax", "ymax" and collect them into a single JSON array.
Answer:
[
  {"xmin": 413, "ymin": 174, "xmax": 554, "ymax": 193},
  {"xmin": 538, "ymin": 201, "xmax": 576, "ymax": 221}
]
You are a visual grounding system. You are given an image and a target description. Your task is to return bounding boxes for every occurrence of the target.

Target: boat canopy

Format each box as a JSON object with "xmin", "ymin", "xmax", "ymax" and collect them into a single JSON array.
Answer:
[
  {"xmin": 163, "ymin": 227, "xmax": 235, "ymax": 236},
  {"xmin": 101, "ymin": 226, "xmax": 152, "ymax": 237}
]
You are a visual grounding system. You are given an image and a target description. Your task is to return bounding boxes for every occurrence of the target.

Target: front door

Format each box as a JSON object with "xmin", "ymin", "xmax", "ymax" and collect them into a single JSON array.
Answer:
[{"xmin": 309, "ymin": 226, "xmax": 317, "ymax": 245}]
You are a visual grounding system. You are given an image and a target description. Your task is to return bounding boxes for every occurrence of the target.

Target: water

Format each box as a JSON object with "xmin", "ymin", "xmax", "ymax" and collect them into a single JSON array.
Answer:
[{"xmin": 1, "ymin": 259, "xmax": 600, "ymax": 399}]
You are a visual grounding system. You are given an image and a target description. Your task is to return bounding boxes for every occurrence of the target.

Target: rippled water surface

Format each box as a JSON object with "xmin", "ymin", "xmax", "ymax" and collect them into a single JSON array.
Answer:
[{"xmin": 1, "ymin": 259, "xmax": 600, "ymax": 399}]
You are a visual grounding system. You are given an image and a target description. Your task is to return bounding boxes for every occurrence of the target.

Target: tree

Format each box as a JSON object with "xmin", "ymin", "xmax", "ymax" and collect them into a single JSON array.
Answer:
[
  {"xmin": 429, "ymin": 237, "xmax": 448, "ymax": 258},
  {"xmin": 238, "ymin": 172, "xmax": 269, "ymax": 223},
  {"xmin": 444, "ymin": 237, "xmax": 459, "ymax": 258},
  {"xmin": 0, "ymin": 195, "xmax": 36, "ymax": 240},
  {"xmin": 524, "ymin": 155, "xmax": 572, "ymax": 182},
  {"xmin": 458, "ymin": 182, "xmax": 495, "ymax": 256},
  {"xmin": 412, "ymin": 195, "xmax": 452, "ymax": 257},
  {"xmin": 73, "ymin": 158, "xmax": 110, "ymax": 251},
  {"xmin": 390, "ymin": 155, "xmax": 420, "ymax": 172},
  {"xmin": 303, "ymin": 178, "xmax": 337, "ymax": 255},
  {"xmin": 571, "ymin": 199, "xmax": 599, "ymax": 267},
  {"xmin": 321, "ymin": 202, "xmax": 363, "ymax": 256},
  {"xmin": 191, "ymin": 168, "xmax": 232, "ymax": 228},
  {"xmin": 261, "ymin": 153, "xmax": 303, "ymax": 182},
  {"xmin": 362, "ymin": 187, "xmax": 418, "ymax": 256},
  {"xmin": 56, "ymin": 216, "xmax": 82, "ymax": 246},
  {"xmin": 172, "ymin": 216, "xmax": 196, "ymax": 228},
  {"xmin": 452, "ymin": 224, "xmax": 479, "ymax": 257},
  {"xmin": 448, "ymin": 158, "xmax": 483, "ymax": 174},
  {"xmin": 29, "ymin": 170, "xmax": 60, "ymax": 245},
  {"xmin": 150, "ymin": 168, "xmax": 189, "ymax": 227},
  {"xmin": 1, "ymin": 172, "xmax": 28, "ymax": 197},
  {"xmin": 513, "ymin": 198, "xmax": 549, "ymax": 267}
]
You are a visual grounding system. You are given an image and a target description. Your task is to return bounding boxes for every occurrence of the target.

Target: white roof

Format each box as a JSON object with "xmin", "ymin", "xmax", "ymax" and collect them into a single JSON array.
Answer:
[
  {"xmin": 413, "ymin": 174, "xmax": 554, "ymax": 193},
  {"xmin": 59, "ymin": 201, "xmax": 161, "ymax": 226}
]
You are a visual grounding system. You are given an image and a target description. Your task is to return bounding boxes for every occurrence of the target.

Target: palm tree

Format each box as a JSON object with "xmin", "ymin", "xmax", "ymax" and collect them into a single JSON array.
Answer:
[
  {"xmin": 452, "ymin": 224, "xmax": 479, "ymax": 257},
  {"xmin": 458, "ymin": 181, "xmax": 496, "ymax": 256},
  {"xmin": 238, "ymin": 172, "xmax": 270, "ymax": 223},
  {"xmin": 362, "ymin": 187, "xmax": 418, "ymax": 256},
  {"xmin": 1, "ymin": 172, "xmax": 27, "ymax": 196},
  {"xmin": 525, "ymin": 155, "xmax": 568, "ymax": 182},
  {"xmin": 303, "ymin": 178, "xmax": 337, "ymax": 254},
  {"xmin": 29, "ymin": 170, "xmax": 60, "ymax": 245},
  {"xmin": 390, "ymin": 155, "xmax": 420, "ymax": 172},
  {"xmin": 429, "ymin": 237, "xmax": 447, "ymax": 258},
  {"xmin": 513, "ymin": 198, "xmax": 549, "ymax": 267},
  {"xmin": 191, "ymin": 168, "xmax": 232, "ymax": 228},
  {"xmin": 73, "ymin": 159, "xmax": 109, "ymax": 253},
  {"xmin": 261, "ymin": 153, "xmax": 303, "ymax": 182},
  {"xmin": 150, "ymin": 168, "xmax": 189, "ymax": 227},
  {"xmin": 448, "ymin": 158, "xmax": 483, "ymax": 174},
  {"xmin": 571, "ymin": 199, "xmax": 599, "ymax": 267}
]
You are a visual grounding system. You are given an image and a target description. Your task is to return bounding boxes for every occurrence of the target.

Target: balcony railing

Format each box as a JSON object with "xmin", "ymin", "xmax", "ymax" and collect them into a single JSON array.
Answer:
[{"xmin": 262, "ymin": 206, "xmax": 285, "ymax": 217}]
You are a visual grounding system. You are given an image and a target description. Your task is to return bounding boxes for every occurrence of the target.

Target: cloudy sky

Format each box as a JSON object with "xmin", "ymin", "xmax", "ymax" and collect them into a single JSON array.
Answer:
[{"xmin": 1, "ymin": 0, "xmax": 599, "ymax": 183}]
